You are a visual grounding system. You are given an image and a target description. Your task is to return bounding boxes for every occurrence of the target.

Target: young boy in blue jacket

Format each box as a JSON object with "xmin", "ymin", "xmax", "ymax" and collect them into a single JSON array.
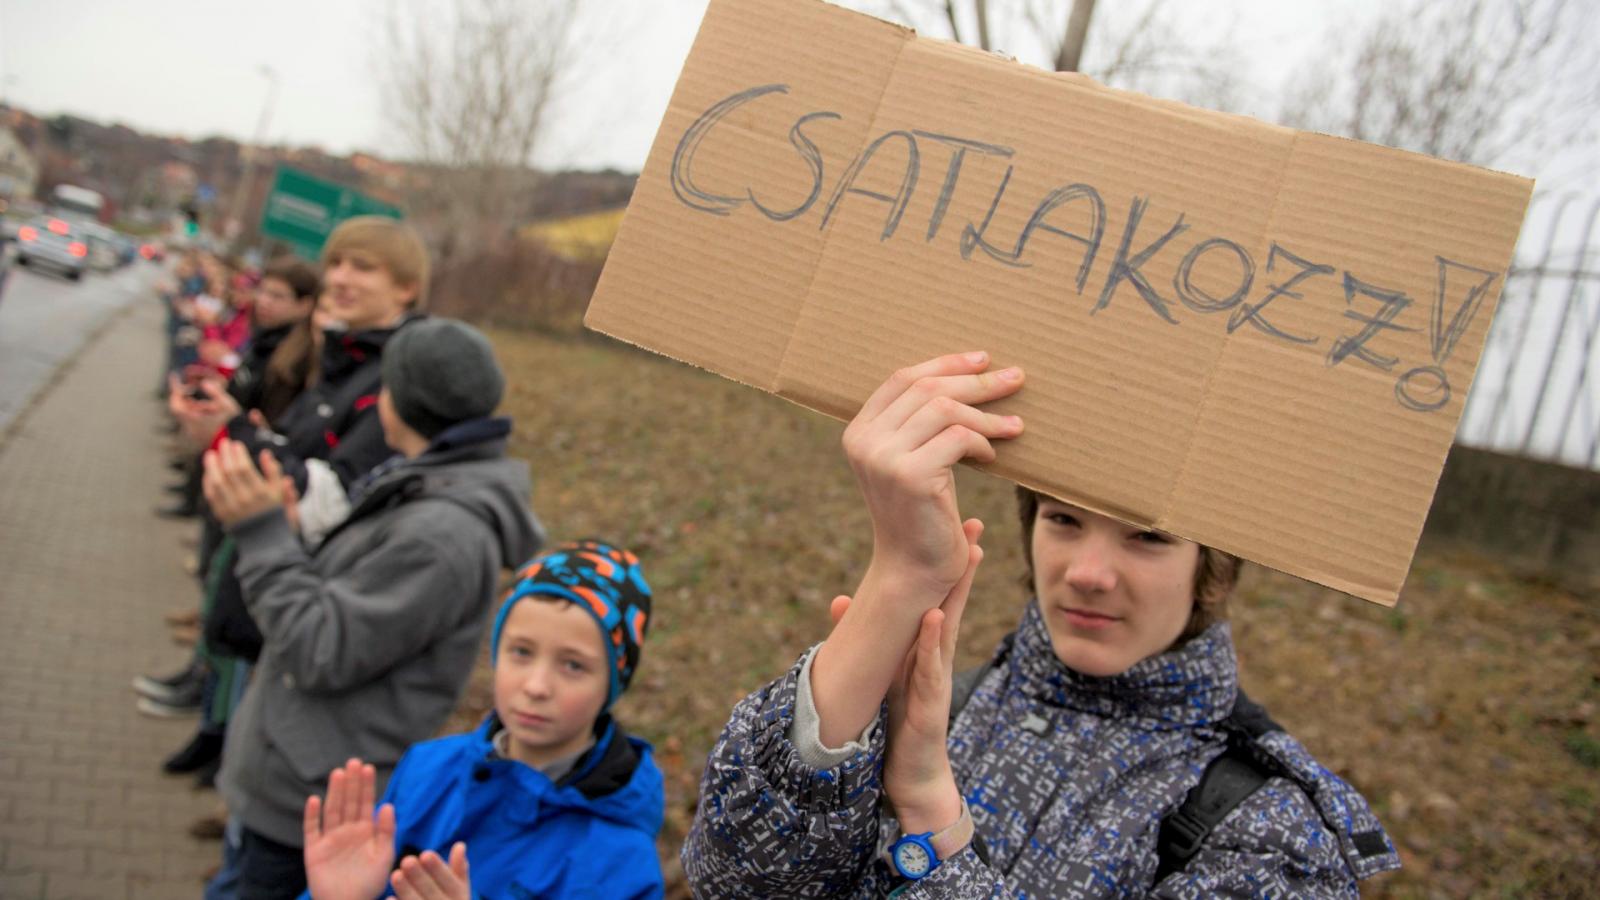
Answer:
[{"xmin": 298, "ymin": 540, "xmax": 665, "ymax": 900}]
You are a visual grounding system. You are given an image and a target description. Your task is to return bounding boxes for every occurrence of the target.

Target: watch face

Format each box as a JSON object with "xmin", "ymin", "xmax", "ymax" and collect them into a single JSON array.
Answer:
[{"xmin": 895, "ymin": 840, "xmax": 932, "ymax": 878}]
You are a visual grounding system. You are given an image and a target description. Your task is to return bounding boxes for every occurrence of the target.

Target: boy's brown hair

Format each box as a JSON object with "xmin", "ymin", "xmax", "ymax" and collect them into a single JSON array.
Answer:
[
  {"xmin": 1015, "ymin": 486, "xmax": 1241, "ymax": 646},
  {"xmin": 262, "ymin": 257, "xmax": 321, "ymax": 302},
  {"xmin": 322, "ymin": 216, "xmax": 430, "ymax": 308}
]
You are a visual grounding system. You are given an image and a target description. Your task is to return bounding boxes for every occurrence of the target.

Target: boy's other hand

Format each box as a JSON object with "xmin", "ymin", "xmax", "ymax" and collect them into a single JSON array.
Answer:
[
  {"xmin": 392, "ymin": 843, "xmax": 471, "ymax": 900},
  {"xmin": 304, "ymin": 758, "xmax": 396, "ymax": 900},
  {"xmin": 829, "ymin": 524, "xmax": 980, "ymax": 836},
  {"xmin": 203, "ymin": 441, "xmax": 286, "ymax": 527},
  {"xmin": 885, "ymin": 524, "xmax": 980, "ymax": 836}
]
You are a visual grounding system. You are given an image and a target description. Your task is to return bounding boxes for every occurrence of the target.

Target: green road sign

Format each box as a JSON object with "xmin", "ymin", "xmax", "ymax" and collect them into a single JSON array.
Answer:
[{"xmin": 259, "ymin": 165, "xmax": 402, "ymax": 259}]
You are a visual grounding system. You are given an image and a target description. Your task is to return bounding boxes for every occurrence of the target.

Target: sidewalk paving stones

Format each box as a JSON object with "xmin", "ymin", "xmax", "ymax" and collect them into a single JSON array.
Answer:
[{"xmin": 1, "ymin": 296, "xmax": 223, "ymax": 898}]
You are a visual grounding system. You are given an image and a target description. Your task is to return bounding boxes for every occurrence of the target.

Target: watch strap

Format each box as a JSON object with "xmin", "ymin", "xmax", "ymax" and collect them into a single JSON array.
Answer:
[{"xmin": 927, "ymin": 797, "xmax": 975, "ymax": 863}]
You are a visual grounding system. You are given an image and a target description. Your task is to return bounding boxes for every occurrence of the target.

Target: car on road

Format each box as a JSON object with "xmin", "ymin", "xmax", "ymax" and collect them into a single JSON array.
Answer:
[
  {"xmin": 14, "ymin": 216, "xmax": 90, "ymax": 281},
  {"xmin": 81, "ymin": 223, "xmax": 122, "ymax": 272}
]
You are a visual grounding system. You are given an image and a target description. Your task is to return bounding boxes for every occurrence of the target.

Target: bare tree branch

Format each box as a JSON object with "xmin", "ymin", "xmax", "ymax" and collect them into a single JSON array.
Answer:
[
  {"xmin": 943, "ymin": 0, "xmax": 966, "ymax": 44},
  {"xmin": 376, "ymin": 0, "xmax": 580, "ymax": 268},
  {"xmin": 973, "ymin": 0, "xmax": 992, "ymax": 51},
  {"xmin": 1054, "ymin": 0, "xmax": 1096, "ymax": 72},
  {"xmin": 1281, "ymin": 0, "xmax": 1597, "ymax": 168}
]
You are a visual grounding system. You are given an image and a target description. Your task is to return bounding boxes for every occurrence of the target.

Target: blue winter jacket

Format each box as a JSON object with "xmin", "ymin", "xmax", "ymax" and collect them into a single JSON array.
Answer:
[{"xmin": 320, "ymin": 715, "xmax": 665, "ymax": 899}]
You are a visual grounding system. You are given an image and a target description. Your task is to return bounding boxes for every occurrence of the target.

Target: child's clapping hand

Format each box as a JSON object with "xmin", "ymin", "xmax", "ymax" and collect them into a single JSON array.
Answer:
[
  {"xmin": 392, "ymin": 844, "xmax": 472, "ymax": 900},
  {"xmin": 303, "ymin": 759, "xmax": 396, "ymax": 900}
]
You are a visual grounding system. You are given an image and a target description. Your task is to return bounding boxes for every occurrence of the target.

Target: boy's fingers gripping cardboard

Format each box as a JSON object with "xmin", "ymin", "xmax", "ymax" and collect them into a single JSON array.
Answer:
[{"xmin": 858, "ymin": 350, "xmax": 990, "ymax": 421}]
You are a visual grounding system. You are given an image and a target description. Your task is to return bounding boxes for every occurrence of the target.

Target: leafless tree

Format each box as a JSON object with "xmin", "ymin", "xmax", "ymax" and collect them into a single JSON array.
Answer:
[
  {"xmin": 1279, "ymin": 0, "xmax": 1598, "ymax": 169},
  {"xmin": 376, "ymin": 0, "xmax": 582, "ymax": 266},
  {"xmin": 854, "ymin": 0, "xmax": 1247, "ymax": 110}
]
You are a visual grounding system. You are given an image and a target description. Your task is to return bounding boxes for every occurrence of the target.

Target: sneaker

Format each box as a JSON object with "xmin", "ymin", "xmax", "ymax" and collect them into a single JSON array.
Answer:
[
  {"xmin": 194, "ymin": 756, "xmax": 221, "ymax": 789},
  {"xmin": 137, "ymin": 695, "xmax": 202, "ymax": 718},
  {"xmin": 163, "ymin": 730, "xmax": 223, "ymax": 774},
  {"xmin": 163, "ymin": 608, "xmax": 200, "ymax": 627},
  {"xmin": 188, "ymin": 811, "xmax": 227, "ymax": 841},
  {"xmin": 132, "ymin": 664, "xmax": 201, "ymax": 703}
]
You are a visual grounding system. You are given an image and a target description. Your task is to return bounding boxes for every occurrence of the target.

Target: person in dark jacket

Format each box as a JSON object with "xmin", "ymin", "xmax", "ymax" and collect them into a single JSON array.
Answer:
[
  {"xmin": 202, "ymin": 318, "xmax": 546, "ymax": 900},
  {"xmin": 682, "ymin": 352, "xmax": 1402, "ymax": 898},
  {"xmin": 232, "ymin": 258, "xmax": 323, "ymax": 424},
  {"xmin": 160, "ymin": 258, "xmax": 321, "ymax": 520},
  {"xmin": 298, "ymin": 540, "xmax": 665, "ymax": 900},
  {"xmin": 221, "ymin": 217, "xmax": 434, "ymax": 542}
]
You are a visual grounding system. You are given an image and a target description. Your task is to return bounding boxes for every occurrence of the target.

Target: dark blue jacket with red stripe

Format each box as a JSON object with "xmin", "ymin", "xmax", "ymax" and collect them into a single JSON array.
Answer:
[{"xmin": 229, "ymin": 318, "xmax": 416, "ymax": 495}]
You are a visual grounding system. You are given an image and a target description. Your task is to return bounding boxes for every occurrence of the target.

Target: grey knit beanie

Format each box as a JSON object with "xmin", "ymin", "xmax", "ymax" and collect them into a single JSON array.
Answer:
[{"xmin": 381, "ymin": 318, "xmax": 505, "ymax": 438}]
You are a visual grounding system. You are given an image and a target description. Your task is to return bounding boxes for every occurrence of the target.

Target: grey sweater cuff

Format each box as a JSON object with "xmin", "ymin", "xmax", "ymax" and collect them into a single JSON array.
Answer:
[
  {"xmin": 228, "ymin": 506, "xmax": 298, "ymax": 557},
  {"xmin": 790, "ymin": 644, "xmax": 877, "ymax": 770}
]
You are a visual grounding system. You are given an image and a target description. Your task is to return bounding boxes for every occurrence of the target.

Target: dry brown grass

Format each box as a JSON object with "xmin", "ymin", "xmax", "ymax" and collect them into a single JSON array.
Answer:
[{"xmin": 445, "ymin": 324, "xmax": 1600, "ymax": 899}]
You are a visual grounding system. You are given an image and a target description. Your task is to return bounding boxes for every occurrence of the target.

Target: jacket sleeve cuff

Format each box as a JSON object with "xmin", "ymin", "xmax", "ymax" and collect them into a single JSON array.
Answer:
[
  {"xmin": 745, "ymin": 649, "xmax": 887, "ymax": 812},
  {"xmin": 790, "ymin": 644, "xmax": 879, "ymax": 770},
  {"xmin": 891, "ymin": 843, "xmax": 995, "ymax": 898},
  {"xmin": 228, "ymin": 507, "xmax": 299, "ymax": 561},
  {"xmin": 296, "ymin": 459, "xmax": 352, "ymax": 546}
]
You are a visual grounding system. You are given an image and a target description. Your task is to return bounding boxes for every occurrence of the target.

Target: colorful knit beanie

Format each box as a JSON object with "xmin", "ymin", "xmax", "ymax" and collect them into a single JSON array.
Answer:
[{"xmin": 491, "ymin": 540, "xmax": 652, "ymax": 710}]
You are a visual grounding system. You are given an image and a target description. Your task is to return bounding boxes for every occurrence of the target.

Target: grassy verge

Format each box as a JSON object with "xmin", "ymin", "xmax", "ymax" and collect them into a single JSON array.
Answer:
[{"xmin": 443, "ymin": 325, "xmax": 1600, "ymax": 898}]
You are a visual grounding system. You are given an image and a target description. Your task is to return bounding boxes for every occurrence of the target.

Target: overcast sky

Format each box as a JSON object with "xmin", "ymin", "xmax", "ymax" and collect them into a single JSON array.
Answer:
[
  {"xmin": 2, "ymin": 0, "xmax": 1392, "ymax": 173},
  {"xmin": 7, "ymin": 0, "xmax": 1591, "ymax": 191},
  {"xmin": 5, "ymin": 0, "xmax": 1592, "ymax": 463}
]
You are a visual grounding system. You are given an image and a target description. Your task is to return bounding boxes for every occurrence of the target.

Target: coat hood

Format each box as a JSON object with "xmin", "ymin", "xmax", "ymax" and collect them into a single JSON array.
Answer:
[{"xmin": 342, "ymin": 417, "xmax": 544, "ymax": 565}]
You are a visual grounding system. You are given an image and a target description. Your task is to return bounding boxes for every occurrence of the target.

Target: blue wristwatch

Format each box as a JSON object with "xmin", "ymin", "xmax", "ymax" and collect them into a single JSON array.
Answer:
[
  {"xmin": 890, "ymin": 830, "xmax": 940, "ymax": 880},
  {"xmin": 889, "ymin": 800, "xmax": 974, "ymax": 881}
]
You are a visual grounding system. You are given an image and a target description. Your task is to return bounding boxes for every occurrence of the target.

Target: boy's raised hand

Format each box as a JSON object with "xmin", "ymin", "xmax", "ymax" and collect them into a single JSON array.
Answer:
[
  {"xmin": 392, "ymin": 843, "xmax": 472, "ymax": 900},
  {"xmin": 841, "ymin": 351, "xmax": 1023, "ymax": 597},
  {"xmin": 304, "ymin": 758, "xmax": 396, "ymax": 900},
  {"xmin": 811, "ymin": 353, "xmax": 1022, "ymax": 748}
]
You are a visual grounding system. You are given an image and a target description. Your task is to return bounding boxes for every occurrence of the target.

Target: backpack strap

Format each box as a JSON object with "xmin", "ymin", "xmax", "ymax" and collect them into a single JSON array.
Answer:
[
  {"xmin": 948, "ymin": 661, "xmax": 994, "ymax": 728},
  {"xmin": 1153, "ymin": 689, "xmax": 1287, "ymax": 884},
  {"xmin": 949, "ymin": 634, "xmax": 1016, "ymax": 729},
  {"xmin": 1154, "ymin": 743, "xmax": 1269, "ymax": 882}
]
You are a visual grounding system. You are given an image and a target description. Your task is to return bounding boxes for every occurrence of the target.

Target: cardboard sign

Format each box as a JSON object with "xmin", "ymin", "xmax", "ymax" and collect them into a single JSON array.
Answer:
[{"xmin": 585, "ymin": 0, "xmax": 1534, "ymax": 606}]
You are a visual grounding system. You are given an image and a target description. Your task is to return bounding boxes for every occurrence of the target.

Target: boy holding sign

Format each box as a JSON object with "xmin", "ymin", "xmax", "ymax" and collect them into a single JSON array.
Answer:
[{"xmin": 682, "ymin": 352, "xmax": 1400, "ymax": 897}]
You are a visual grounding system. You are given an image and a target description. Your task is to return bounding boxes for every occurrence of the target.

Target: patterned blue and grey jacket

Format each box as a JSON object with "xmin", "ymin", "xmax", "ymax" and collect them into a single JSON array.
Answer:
[{"xmin": 683, "ymin": 600, "xmax": 1400, "ymax": 898}]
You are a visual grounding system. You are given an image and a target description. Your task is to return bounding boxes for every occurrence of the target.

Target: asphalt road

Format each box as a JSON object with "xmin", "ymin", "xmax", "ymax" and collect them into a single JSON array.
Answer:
[{"xmin": 0, "ymin": 259, "xmax": 164, "ymax": 434}]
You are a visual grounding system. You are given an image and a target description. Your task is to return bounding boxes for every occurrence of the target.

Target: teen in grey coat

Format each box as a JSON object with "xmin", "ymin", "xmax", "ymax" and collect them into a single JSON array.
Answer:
[{"xmin": 216, "ymin": 418, "xmax": 544, "ymax": 852}]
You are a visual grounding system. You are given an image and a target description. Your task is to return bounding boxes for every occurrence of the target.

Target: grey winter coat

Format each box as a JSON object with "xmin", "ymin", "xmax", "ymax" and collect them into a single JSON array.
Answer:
[
  {"xmin": 683, "ymin": 600, "xmax": 1400, "ymax": 898},
  {"xmin": 219, "ymin": 424, "xmax": 545, "ymax": 848}
]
